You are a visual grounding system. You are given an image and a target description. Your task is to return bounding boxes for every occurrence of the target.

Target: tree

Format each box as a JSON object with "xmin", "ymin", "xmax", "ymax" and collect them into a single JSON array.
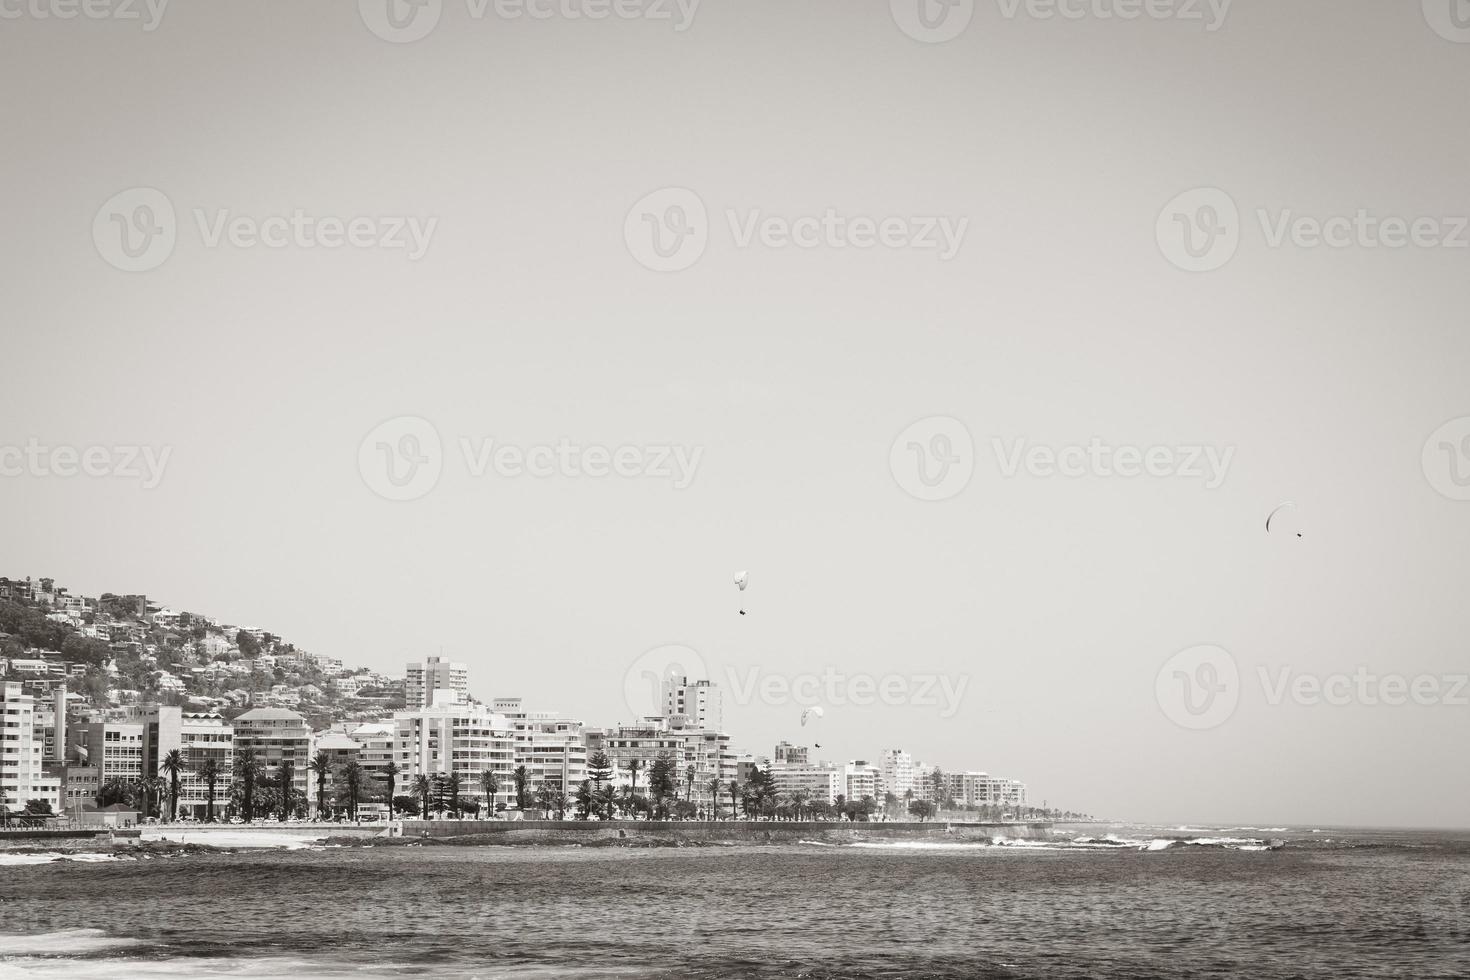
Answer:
[
  {"xmin": 235, "ymin": 753, "xmax": 261, "ymax": 823},
  {"xmin": 910, "ymin": 800, "xmax": 936, "ymax": 822},
  {"xmin": 413, "ymin": 774, "xmax": 432, "ymax": 819},
  {"xmin": 727, "ymin": 780, "xmax": 741, "ymax": 820},
  {"xmin": 393, "ymin": 795, "xmax": 420, "ymax": 817},
  {"xmin": 595, "ymin": 783, "xmax": 617, "ymax": 821},
  {"xmin": 382, "ymin": 761, "xmax": 400, "ymax": 820},
  {"xmin": 513, "ymin": 765, "xmax": 529, "ymax": 809},
  {"xmin": 575, "ymin": 779, "xmax": 595, "ymax": 820},
  {"xmin": 684, "ymin": 764, "xmax": 696, "ymax": 801},
  {"xmin": 478, "ymin": 770, "xmax": 499, "ymax": 816},
  {"xmin": 196, "ymin": 756, "xmax": 223, "ymax": 823},
  {"xmin": 624, "ymin": 758, "xmax": 642, "ymax": 797},
  {"xmin": 340, "ymin": 760, "xmax": 364, "ymax": 820},
  {"xmin": 534, "ymin": 783, "xmax": 559, "ymax": 815},
  {"xmin": 24, "ymin": 799, "xmax": 54, "ymax": 817},
  {"xmin": 706, "ymin": 777, "xmax": 724, "ymax": 820},
  {"xmin": 277, "ymin": 760, "xmax": 296, "ymax": 822},
  {"xmin": 646, "ymin": 755, "xmax": 678, "ymax": 819},
  {"xmin": 160, "ymin": 749, "xmax": 186, "ymax": 821},
  {"xmin": 587, "ymin": 751, "xmax": 612, "ymax": 792},
  {"xmin": 308, "ymin": 751, "xmax": 333, "ymax": 820},
  {"xmin": 446, "ymin": 773, "xmax": 461, "ymax": 817}
]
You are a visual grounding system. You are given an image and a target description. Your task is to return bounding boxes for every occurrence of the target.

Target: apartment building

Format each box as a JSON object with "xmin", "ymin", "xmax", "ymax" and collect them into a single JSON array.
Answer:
[
  {"xmin": 844, "ymin": 760, "xmax": 880, "ymax": 803},
  {"xmin": 233, "ymin": 707, "xmax": 313, "ymax": 802},
  {"xmin": 394, "ymin": 692, "xmax": 514, "ymax": 812},
  {"xmin": 495, "ymin": 698, "xmax": 588, "ymax": 793},
  {"xmin": 660, "ymin": 675, "xmax": 723, "ymax": 731},
  {"xmin": 770, "ymin": 762, "xmax": 841, "ymax": 805},
  {"xmin": 878, "ymin": 748, "xmax": 915, "ymax": 803},
  {"xmin": 1, "ymin": 682, "xmax": 60, "ymax": 811},
  {"xmin": 404, "ymin": 656, "xmax": 469, "ymax": 709}
]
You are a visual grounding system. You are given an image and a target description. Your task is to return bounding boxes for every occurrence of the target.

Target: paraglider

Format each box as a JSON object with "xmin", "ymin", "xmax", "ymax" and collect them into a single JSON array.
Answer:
[
  {"xmin": 800, "ymin": 706, "xmax": 824, "ymax": 727},
  {"xmin": 1266, "ymin": 502, "xmax": 1303, "ymax": 538},
  {"xmin": 734, "ymin": 570, "xmax": 748, "ymax": 615}
]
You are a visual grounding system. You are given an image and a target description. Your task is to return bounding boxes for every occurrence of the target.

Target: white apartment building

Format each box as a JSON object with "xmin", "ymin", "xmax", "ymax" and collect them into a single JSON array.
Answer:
[
  {"xmin": 878, "ymin": 748, "xmax": 915, "ymax": 802},
  {"xmin": 343, "ymin": 722, "xmax": 397, "ymax": 781},
  {"xmin": 660, "ymin": 675, "xmax": 723, "ymax": 731},
  {"xmin": 770, "ymin": 762, "xmax": 841, "ymax": 805},
  {"xmin": 587, "ymin": 716, "xmax": 735, "ymax": 806},
  {"xmin": 68, "ymin": 717, "xmax": 145, "ymax": 783},
  {"xmin": 494, "ymin": 698, "xmax": 588, "ymax": 794},
  {"xmin": 404, "ymin": 656, "xmax": 470, "ymax": 709},
  {"xmin": 1, "ymin": 682, "xmax": 60, "ymax": 812},
  {"xmin": 394, "ymin": 692, "xmax": 514, "ymax": 812},
  {"xmin": 233, "ymin": 707, "xmax": 313, "ymax": 802},
  {"xmin": 773, "ymin": 741, "xmax": 808, "ymax": 765},
  {"xmin": 844, "ymin": 760, "xmax": 880, "ymax": 803}
]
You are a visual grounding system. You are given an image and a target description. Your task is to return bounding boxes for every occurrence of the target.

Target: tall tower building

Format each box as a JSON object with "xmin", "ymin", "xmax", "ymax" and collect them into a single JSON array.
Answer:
[
  {"xmin": 404, "ymin": 656, "xmax": 470, "ymax": 709},
  {"xmin": 660, "ymin": 675, "xmax": 723, "ymax": 731}
]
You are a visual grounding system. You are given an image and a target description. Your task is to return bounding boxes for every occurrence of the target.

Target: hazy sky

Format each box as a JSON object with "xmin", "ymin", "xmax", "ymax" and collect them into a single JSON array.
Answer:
[{"xmin": 2, "ymin": 1, "xmax": 1468, "ymax": 828}]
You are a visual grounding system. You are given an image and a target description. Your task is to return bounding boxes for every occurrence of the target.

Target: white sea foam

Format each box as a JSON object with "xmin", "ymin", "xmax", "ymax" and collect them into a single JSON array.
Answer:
[
  {"xmin": 0, "ymin": 953, "xmax": 648, "ymax": 979},
  {"xmin": 0, "ymin": 929, "xmax": 143, "ymax": 956},
  {"xmin": 0, "ymin": 852, "xmax": 123, "ymax": 867}
]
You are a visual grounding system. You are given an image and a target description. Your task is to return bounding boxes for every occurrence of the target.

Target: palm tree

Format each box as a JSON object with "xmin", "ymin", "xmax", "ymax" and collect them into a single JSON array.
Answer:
[
  {"xmin": 235, "ymin": 753, "xmax": 261, "ymax": 823},
  {"xmin": 684, "ymin": 764, "xmax": 696, "ymax": 801},
  {"xmin": 278, "ymin": 759, "xmax": 296, "ymax": 821},
  {"xmin": 382, "ymin": 761, "xmax": 400, "ymax": 820},
  {"xmin": 478, "ymin": 769, "xmax": 499, "ymax": 817},
  {"xmin": 512, "ymin": 765, "xmax": 530, "ymax": 810},
  {"xmin": 413, "ymin": 774, "xmax": 431, "ymax": 819},
  {"xmin": 195, "ymin": 756, "xmax": 223, "ymax": 823},
  {"xmin": 706, "ymin": 777, "xmax": 723, "ymax": 820},
  {"xmin": 160, "ymin": 749, "xmax": 186, "ymax": 822},
  {"xmin": 446, "ymin": 773, "xmax": 461, "ymax": 817},
  {"xmin": 341, "ymin": 760, "xmax": 364, "ymax": 821},
  {"xmin": 595, "ymin": 783, "xmax": 617, "ymax": 821},
  {"xmin": 727, "ymin": 780, "xmax": 740, "ymax": 820},
  {"xmin": 308, "ymin": 751, "xmax": 333, "ymax": 820},
  {"xmin": 624, "ymin": 758, "xmax": 642, "ymax": 797}
]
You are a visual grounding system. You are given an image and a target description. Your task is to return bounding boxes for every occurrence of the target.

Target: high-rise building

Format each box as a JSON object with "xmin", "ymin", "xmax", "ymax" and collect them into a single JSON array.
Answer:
[
  {"xmin": 1, "ymin": 682, "xmax": 60, "ymax": 812},
  {"xmin": 844, "ymin": 760, "xmax": 880, "ymax": 803},
  {"xmin": 660, "ymin": 675, "xmax": 723, "ymax": 731},
  {"xmin": 394, "ymin": 691, "xmax": 514, "ymax": 813},
  {"xmin": 130, "ymin": 706, "xmax": 234, "ymax": 819},
  {"xmin": 68, "ymin": 717, "xmax": 145, "ymax": 783},
  {"xmin": 405, "ymin": 656, "xmax": 470, "ymax": 709},
  {"xmin": 495, "ymin": 697, "xmax": 588, "ymax": 795},
  {"xmin": 878, "ymin": 748, "xmax": 914, "ymax": 802},
  {"xmin": 233, "ymin": 707, "xmax": 313, "ymax": 804},
  {"xmin": 770, "ymin": 762, "xmax": 840, "ymax": 805},
  {"xmin": 774, "ymin": 741, "xmax": 808, "ymax": 765}
]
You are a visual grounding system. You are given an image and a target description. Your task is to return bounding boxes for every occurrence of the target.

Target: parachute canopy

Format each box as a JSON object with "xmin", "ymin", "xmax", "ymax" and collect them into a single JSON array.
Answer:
[
  {"xmin": 800, "ymin": 706, "xmax": 824, "ymax": 726},
  {"xmin": 1266, "ymin": 502, "xmax": 1303, "ymax": 537},
  {"xmin": 734, "ymin": 570, "xmax": 749, "ymax": 591}
]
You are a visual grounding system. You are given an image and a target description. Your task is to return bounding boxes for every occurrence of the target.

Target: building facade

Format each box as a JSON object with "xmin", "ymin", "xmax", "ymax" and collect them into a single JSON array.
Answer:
[{"xmin": 404, "ymin": 656, "xmax": 469, "ymax": 709}]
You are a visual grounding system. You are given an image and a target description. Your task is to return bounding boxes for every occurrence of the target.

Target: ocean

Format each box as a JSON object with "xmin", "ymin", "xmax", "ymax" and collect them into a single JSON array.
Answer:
[{"xmin": 2, "ymin": 826, "xmax": 1468, "ymax": 979}]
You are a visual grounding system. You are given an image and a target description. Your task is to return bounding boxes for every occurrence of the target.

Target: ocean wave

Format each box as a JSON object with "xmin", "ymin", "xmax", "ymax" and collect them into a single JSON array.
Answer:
[
  {"xmin": 0, "ymin": 952, "xmax": 652, "ymax": 980},
  {"xmin": 140, "ymin": 831, "xmax": 322, "ymax": 850},
  {"xmin": 0, "ymin": 929, "xmax": 143, "ymax": 956},
  {"xmin": 0, "ymin": 852, "xmax": 125, "ymax": 867}
]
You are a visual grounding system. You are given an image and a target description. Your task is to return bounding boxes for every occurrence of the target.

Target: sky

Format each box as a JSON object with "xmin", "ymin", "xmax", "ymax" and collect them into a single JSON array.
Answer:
[{"xmin": 2, "ymin": 0, "xmax": 1468, "ymax": 828}]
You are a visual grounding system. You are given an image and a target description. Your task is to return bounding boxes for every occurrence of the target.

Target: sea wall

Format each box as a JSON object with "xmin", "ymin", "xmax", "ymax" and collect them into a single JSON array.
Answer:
[{"xmin": 406, "ymin": 819, "xmax": 1053, "ymax": 844}]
